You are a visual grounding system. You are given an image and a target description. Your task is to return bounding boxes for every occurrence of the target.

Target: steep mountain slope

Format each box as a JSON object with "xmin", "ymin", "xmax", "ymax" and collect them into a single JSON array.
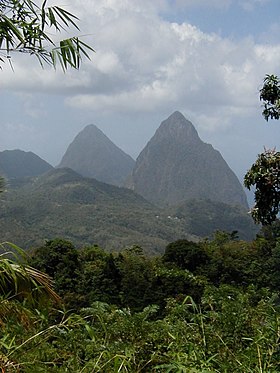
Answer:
[
  {"xmin": 127, "ymin": 111, "xmax": 248, "ymax": 208},
  {"xmin": 0, "ymin": 149, "xmax": 53, "ymax": 179},
  {"xmin": 58, "ymin": 124, "xmax": 135, "ymax": 186}
]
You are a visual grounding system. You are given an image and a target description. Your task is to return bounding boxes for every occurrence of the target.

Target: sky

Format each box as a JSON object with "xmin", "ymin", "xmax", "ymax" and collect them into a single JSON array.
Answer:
[{"xmin": 1, "ymin": 0, "xmax": 280, "ymax": 192}]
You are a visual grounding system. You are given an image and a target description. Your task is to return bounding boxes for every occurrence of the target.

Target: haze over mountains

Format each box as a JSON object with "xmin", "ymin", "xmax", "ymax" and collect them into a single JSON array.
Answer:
[
  {"xmin": 0, "ymin": 149, "xmax": 53, "ymax": 179},
  {"xmin": 58, "ymin": 124, "xmax": 135, "ymax": 186},
  {"xmin": 0, "ymin": 111, "xmax": 257, "ymax": 252},
  {"xmin": 57, "ymin": 111, "xmax": 248, "ymax": 209}
]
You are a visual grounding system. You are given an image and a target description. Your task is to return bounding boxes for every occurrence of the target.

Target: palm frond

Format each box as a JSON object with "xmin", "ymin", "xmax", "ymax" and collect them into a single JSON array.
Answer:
[{"xmin": 0, "ymin": 242, "xmax": 60, "ymax": 305}]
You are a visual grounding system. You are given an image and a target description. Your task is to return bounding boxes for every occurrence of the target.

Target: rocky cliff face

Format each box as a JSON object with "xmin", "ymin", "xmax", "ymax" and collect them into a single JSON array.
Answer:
[
  {"xmin": 0, "ymin": 149, "xmax": 53, "ymax": 179},
  {"xmin": 58, "ymin": 124, "xmax": 135, "ymax": 186},
  {"xmin": 127, "ymin": 111, "xmax": 248, "ymax": 208}
]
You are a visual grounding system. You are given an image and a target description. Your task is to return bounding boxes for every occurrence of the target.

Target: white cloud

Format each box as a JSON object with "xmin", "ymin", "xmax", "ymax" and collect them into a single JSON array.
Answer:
[
  {"xmin": 64, "ymin": 11, "xmax": 280, "ymax": 135},
  {"xmin": 1, "ymin": 0, "xmax": 280, "ymax": 136}
]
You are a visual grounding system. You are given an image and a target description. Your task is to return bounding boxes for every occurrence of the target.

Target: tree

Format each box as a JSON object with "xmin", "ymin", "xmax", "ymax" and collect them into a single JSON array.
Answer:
[
  {"xmin": 0, "ymin": 0, "xmax": 94, "ymax": 70},
  {"xmin": 29, "ymin": 238, "xmax": 80, "ymax": 294},
  {"xmin": 78, "ymin": 246, "xmax": 121, "ymax": 306},
  {"xmin": 260, "ymin": 74, "xmax": 280, "ymax": 121},
  {"xmin": 116, "ymin": 246, "xmax": 154, "ymax": 311},
  {"xmin": 163, "ymin": 239, "xmax": 209, "ymax": 272},
  {"xmin": 244, "ymin": 149, "xmax": 280, "ymax": 225},
  {"xmin": 244, "ymin": 75, "xmax": 280, "ymax": 225}
]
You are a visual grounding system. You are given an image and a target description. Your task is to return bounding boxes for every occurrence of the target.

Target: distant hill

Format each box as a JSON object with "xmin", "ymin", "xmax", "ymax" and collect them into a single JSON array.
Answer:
[
  {"xmin": 58, "ymin": 124, "xmax": 135, "ymax": 186},
  {"xmin": 127, "ymin": 111, "xmax": 248, "ymax": 209},
  {"xmin": 171, "ymin": 198, "xmax": 258, "ymax": 241},
  {"xmin": 0, "ymin": 168, "xmax": 258, "ymax": 253},
  {"xmin": 0, "ymin": 168, "xmax": 197, "ymax": 254},
  {"xmin": 0, "ymin": 149, "xmax": 53, "ymax": 179}
]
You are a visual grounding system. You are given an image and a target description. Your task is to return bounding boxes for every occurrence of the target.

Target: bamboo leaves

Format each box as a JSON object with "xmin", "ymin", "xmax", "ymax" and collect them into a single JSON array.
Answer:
[{"xmin": 0, "ymin": 0, "xmax": 94, "ymax": 69}]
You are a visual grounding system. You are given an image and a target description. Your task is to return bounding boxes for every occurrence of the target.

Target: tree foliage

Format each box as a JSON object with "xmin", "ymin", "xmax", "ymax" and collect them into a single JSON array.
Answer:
[
  {"xmin": 244, "ymin": 149, "xmax": 280, "ymax": 225},
  {"xmin": 3, "ymin": 235, "xmax": 280, "ymax": 371},
  {"xmin": 30, "ymin": 238, "xmax": 80, "ymax": 297},
  {"xmin": 244, "ymin": 75, "xmax": 280, "ymax": 225},
  {"xmin": 163, "ymin": 239, "xmax": 209, "ymax": 272},
  {"xmin": 260, "ymin": 74, "xmax": 280, "ymax": 121},
  {"xmin": 0, "ymin": 0, "xmax": 94, "ymax": 70}
]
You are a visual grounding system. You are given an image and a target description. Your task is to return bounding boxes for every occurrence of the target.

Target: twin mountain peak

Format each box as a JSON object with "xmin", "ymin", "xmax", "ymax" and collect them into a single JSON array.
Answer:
[
  {"xmin": 59, "ymin": 111, "xmax": 248, "ymax": 209},
  {"xmin": 0, "ymin": 111, "xmax": 248, "ymax": 209}
]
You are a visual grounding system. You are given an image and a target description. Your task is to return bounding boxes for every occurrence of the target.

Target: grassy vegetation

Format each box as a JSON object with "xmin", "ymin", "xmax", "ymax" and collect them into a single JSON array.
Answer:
[{"xmin": 1, "ymin": 226, "xmax": 280, "ymax": 371}]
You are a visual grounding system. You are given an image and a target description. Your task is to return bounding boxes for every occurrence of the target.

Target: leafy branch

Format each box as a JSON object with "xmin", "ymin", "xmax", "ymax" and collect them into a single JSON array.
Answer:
[
  {"xmin": 0, "ymin": 0, "xmax": 94, "ymax": 70},
  {"xmin": 260, "ymin": 74, "xmax": 280, "ymax": 121},
  {"xmin": 244, "ymin": 149, "xmax": 280, "ymax": 225}
]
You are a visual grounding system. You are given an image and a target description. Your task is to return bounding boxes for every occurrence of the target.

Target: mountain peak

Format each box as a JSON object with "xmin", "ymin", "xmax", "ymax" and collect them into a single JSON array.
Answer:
[
  {"xmin": 166, "ymin": 111, "xmax": 189, "ymax": 122},
  {"xmin": 69, "ymin": 124, "xmax": 111, "ymax": 145},
  {"xmin": 0, "ymin": 149, "xmax": 53, "ymax": 179},
  {"xmin": 127, "ymin": 112, "xmax": 248, "ymax": 208},
  {"xmin": 155, "ymin": 111, "xmax": 200, "ymax": 144},
  {"xmin": 80, "ymin": 123, "xmax": 104, "ymax": 136},
  {"xmin": 58, "ymin": 124, "xmax": 135, "ymax": 186}
]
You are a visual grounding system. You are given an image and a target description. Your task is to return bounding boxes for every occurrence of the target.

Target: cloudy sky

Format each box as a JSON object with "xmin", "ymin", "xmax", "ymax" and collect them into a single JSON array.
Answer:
[{"xmin": 1, "ymin": 0, "xmax": 280, "ymax": 189}]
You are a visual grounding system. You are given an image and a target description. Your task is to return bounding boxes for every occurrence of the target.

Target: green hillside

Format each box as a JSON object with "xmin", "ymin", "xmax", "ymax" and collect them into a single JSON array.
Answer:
[
  {"xmin": 172, "ymin": 198, "xmax": 259, "ymax": 240},
  {"xmin": 0, "ymin": 168, "xmax": 194, "ymax": 253},
  {"xmin": 0, "ymin": 168, "xmax": 258, "ymax": 253}
]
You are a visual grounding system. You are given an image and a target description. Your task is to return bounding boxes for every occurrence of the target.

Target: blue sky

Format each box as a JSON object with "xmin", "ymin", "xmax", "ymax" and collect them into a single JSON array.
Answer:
[
  {"xmin": 163, "ymin": 0, "xmax": 279, "ymax": 41},
  {"xmin": 1, "ymin": 0, "xmax": 280, "ymax": 196}
]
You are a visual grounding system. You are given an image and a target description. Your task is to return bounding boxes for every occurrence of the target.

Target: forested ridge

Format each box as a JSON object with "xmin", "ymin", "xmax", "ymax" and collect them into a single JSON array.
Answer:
[
  {"xmin": 0, "ymin": 167, "xmax": 258, "ymax": 254},
  {"xmin": 2, "ymin": 226, "xmax": 280, "ymax": 372}
]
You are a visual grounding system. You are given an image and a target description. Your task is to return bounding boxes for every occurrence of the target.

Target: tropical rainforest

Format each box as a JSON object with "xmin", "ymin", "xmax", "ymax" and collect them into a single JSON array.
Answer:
[{"xmin": 1, "ymin": 226, "xmax": 280, "ymax": 372}]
